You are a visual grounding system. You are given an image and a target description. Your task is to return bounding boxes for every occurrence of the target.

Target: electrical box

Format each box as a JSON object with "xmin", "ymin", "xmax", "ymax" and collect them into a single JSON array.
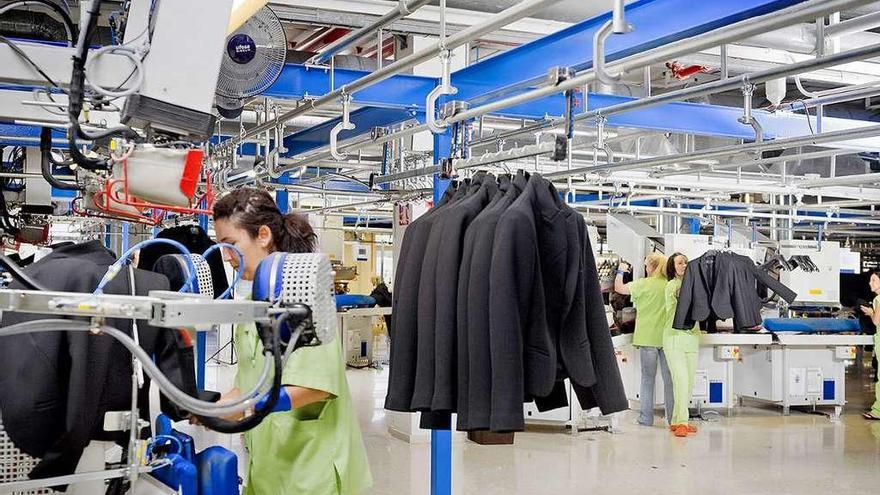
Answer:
[
  {"xmin": 714, "ymin": 346, "xmax": 740, "ymax": 361},
  {"xmin": 834, "ymin": 346, "xmax": 856, "ymax": 360}
]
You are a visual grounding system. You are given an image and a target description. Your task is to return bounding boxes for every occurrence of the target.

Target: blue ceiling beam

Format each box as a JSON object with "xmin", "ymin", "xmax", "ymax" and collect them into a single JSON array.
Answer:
[
  {"xmin": 452, "ymin": 0, "xmax": 805, "ymax": 101},
  {"xmin": 265, "ymin": 65, "xmax": 435, "ymax": 111},
  {"xmin": 0, "ymin": 124, "xmax": 66, "ymax": 148}
]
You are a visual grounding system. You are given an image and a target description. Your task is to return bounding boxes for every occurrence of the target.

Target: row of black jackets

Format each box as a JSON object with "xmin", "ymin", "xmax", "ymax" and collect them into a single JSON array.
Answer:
[
  {"xmin": 673, "ymin": 250, "xmax": 797, "ymax": 331},
  {"xmin": 0, "ymin": 241, "xmax": 200, "ymax": 481},
  {"xmin": 385, "ymin": 172, "xmax": 627, "ymax": 432}
]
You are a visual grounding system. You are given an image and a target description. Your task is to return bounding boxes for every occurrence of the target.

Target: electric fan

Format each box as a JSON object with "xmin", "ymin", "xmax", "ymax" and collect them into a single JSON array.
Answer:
[{"xmin": 214, "ymin": 6, "xmax": 287, "ymax": 119}]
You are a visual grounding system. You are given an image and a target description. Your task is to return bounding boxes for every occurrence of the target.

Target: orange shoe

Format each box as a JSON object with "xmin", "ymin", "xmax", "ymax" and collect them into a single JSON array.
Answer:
[
  {"xmin": 672, "ymin": 425, "xmax": 689, "ymax": 437},
  {"xmin": 669, "ymin": 424, "xmax": 698, "ymax": 433}
]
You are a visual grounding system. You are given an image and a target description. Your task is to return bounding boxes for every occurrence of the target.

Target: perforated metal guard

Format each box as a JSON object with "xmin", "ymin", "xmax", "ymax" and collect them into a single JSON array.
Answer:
[
  {"xmin": 280, "ymin": 254, "xmax": 337, "ymax": 344},
  {"xmin": 191, "ymin": 254, "xmax": 214, "ymax": 299},
  {"xmin": 0, "ymin": 418, "xmax": 56, "ymax": 494}
]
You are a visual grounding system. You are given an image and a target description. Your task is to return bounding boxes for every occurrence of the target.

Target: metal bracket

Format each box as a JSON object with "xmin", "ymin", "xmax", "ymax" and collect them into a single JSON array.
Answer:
[
  {"xmin": 440, "ymin": 100, "xmax": 469, "ymax": 121},
  {"xmin": 426, "ymin": 50, "xmax": 459, "ymax": 134},
  {"xmin": 439, "ymin": 157, "xmax": 455, "ymax": 179},
  {"xmin": 547, "ymin": 66, "xmax": 576, "ymax": 86},
  {"xmin": 330, "ymin": 92, "xmax": 356, "ymax": 161},
  {"xmin": 593, "ymin": 1, "xmax": 634, "ymax": 86}
]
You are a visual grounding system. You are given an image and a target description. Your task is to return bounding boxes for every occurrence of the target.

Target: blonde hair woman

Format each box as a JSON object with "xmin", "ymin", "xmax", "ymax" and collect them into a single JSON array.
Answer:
[{"xmin": 615, "ymin": 253, "xmax": 674, "ymax": 426}]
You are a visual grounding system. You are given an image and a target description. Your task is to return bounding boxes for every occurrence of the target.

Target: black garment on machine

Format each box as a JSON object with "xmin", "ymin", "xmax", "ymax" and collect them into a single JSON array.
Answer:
[
  {"xmin": 137, "ymin": 225, "xmax": 229, "ymax": 296},
  {"xmin": 385, "ymin": 172, "xmax": 627, "ymax": 433},
  {"xmin": 0, "ymin": 241, "xmax": 199, "ymax": 480},
  {"xmin": 673, "ymin": 250, "xmax": 797, "ymax": 331}
]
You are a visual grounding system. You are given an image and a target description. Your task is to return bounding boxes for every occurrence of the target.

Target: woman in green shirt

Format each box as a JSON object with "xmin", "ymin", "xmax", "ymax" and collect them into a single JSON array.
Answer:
[
  {"xmin": 662, "ymin": 253, "xmax": 701, "ymax": 437},
  {"xmin": 860, "ymin": 270, "xmax": 880, "ymax": 421},
  {"xmin": 212, "ymin": 188, "xmax": 373, "ymax": 495},
  {"xmin": 615, "ymin": 253, "xmax": 673, "ymax": 427}
]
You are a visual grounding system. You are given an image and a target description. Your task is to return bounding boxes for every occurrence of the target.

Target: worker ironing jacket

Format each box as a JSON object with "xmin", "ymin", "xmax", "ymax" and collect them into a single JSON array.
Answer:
[
  {"xmin": 662, "ymin": 277, "xmax": 701, "ymax": 426},
  {"xmin": 234, "ymin": 282, "xmax": 372, "ymax": 495},
  {"xmin": 871, "ymin": 295, "xmax": 880, "ymax": 419}
]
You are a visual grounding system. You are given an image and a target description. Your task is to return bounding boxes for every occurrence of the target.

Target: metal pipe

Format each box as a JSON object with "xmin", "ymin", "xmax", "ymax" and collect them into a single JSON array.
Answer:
[
  {"xmin": 296, "ymin": 0, "xmax": 874, "ymax": 185},
  {"xmin": 448, "ymin": 0, "xmax": 871, "ymax": 127},
  {"xmin": 778, "ymin": 82, "xmax": 880, "ymax": 111},
  {"xmin": 0, "ymin": 171, "xmax": 75, "ymax": 180},
  {"xmin": 543, "ymin": 125, "xmax": 880, "ymax": 178},
  {"xmin": 653, "ymin": 148, "xmax": 849, "ymax": 177},
  {"xmin": 309, "ymin": 0, "xmax": 431, "ymax": 65},
  {"xmin": 825, "ymin": 10, "xmax": 880, "ymax": 37},
  {"xmin": 223, "ymin": 0, "xmax": 563, "ymax": 150},
  {"xmin": 575, "ymin": 42, "xmax": 880, "ymax": 122},
  {"xmin": 612, "ymin": 0, "xmax": 629, "ymax": 34},
  {"xmin": 796, "ymin": 171, "xmax": 880, "ymax": 188},
  {"xmin": 572, "ymin": 203, "xmax": 880, "ymax": 226}
]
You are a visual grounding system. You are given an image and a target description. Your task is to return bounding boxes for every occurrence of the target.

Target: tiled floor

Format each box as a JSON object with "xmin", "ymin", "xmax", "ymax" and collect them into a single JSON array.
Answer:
[{"xmin": 194, "ymin": 362, "xmax": 880, "ymax": 495}]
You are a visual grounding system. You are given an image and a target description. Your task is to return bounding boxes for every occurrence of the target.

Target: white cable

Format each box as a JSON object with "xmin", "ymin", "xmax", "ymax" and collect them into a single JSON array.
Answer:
[{"xmin": 84, "ymin": 45, "xmax": 145, "ymax": 98}]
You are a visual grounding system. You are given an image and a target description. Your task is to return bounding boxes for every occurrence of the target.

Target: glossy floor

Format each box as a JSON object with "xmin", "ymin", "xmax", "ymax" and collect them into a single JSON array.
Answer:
[
  {"xmin": 199, "ymin": 363, "xmax": 880, "ymax": 495},
  {"xmin": 351, "ymin": 368, "xmax": 880, "ymax": 495}
]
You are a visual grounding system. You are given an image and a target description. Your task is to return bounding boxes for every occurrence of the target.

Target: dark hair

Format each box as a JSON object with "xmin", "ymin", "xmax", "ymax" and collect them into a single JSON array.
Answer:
[
  {"xmin": 213, "ymin": 187, "xmax": 317, "ymax": 253},
  {"xmin": 666, "ymin": 252, "xmax": 686, "ymax": 281},
  {"xmin": 870, "ymin": 270, "xmax": 880, "ymax": 282}
]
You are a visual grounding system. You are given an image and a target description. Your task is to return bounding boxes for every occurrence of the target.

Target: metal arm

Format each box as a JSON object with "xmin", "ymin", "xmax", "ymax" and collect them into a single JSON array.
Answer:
[
  {"xmin": 330, "ymin": 93, "xmax": 356, "ymax": 161},
  {"xmin": 426, "ymin": 50, "xmax": 458, "ymax": 134}
]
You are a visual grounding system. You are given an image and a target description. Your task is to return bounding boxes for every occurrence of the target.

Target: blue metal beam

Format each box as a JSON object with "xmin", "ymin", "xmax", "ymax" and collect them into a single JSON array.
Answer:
[
  {"xmin": 0, "ymin": 124, "xmax": 66, "ymax": 148},
  {"xmin": 451, "ymin": 0, "xmax": 805, "ymax": 100},
  {"xmin": 266, "ymin": 65, "xmax": 435, "ymax": 110}
]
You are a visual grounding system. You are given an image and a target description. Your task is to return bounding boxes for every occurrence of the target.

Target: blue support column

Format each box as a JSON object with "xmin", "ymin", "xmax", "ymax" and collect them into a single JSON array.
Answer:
[
  {"xmin": 276, "ymin": 176, "xmax": 290, "ymax": 213},
  {"xmin": 431, "ymin": 128, "xmax": 452, "ymax": 495}
]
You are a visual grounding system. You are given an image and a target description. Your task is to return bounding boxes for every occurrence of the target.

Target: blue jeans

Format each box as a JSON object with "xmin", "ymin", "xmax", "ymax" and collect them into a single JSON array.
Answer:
[{"xmin": 638, "ymin": 346, "xmax": 674, "ymax": 426}]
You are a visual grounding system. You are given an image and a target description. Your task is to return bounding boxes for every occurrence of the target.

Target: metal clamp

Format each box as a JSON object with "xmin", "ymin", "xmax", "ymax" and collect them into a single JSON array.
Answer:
[
  {"xmin": 330, "ymin": 92, "xmax": 356, "ymax": 161},
  {"xmin": 738, "ymin": 81, "xmax": 764, "ymax": 144},
  {"xmin": 426, "ymin": 50, "xmax": 458, "ymax": 134}
]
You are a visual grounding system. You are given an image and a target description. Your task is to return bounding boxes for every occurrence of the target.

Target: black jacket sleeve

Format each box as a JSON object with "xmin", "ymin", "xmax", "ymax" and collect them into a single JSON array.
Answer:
[{"xmin": 570, "ymin": 220, "xmax": 628, "ymax": 415}]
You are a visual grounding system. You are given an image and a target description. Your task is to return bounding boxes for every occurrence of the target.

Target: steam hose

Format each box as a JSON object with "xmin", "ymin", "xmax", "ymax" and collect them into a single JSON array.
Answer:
[{"xmin": 0, "ymin": 319, "xmax": 273, "ymax": 418}]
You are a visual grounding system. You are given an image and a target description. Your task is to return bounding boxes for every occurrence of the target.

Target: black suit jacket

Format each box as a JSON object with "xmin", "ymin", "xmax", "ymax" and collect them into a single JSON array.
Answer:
[
  {"xmin": 384, "ymin": 183, "xmax": 459, "ymax": 412},
  {"xmin": 489, "ymin": 175, "xmax": 561, "ymax": 431},
  {"xmin": 0, "ymin": 241, "xmax": 193, "ymax": 480},
  {"xmin": 674, "ymin": 252, "xmax": 797, "ymax": 330},
  {"xmin": 712, "ymin": 252, "xmax": 797, "ymax": 329},
  {"xmin": 456, "ymin": 174, "xmax": 522, "ymax": 430},
  {"xmin": 411, "ymin": 177, "xmax": 491, "ymax": 411}
]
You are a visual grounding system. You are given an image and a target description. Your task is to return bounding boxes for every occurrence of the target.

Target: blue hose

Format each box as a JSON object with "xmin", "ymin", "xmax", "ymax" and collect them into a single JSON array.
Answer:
[
  {"xmin": 201, "ymin": 243, "xmax": 245, "ymax": 299},
  {"xmin": 94, "ymin": 238, "xmax": 196, "ymax": 294}
]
